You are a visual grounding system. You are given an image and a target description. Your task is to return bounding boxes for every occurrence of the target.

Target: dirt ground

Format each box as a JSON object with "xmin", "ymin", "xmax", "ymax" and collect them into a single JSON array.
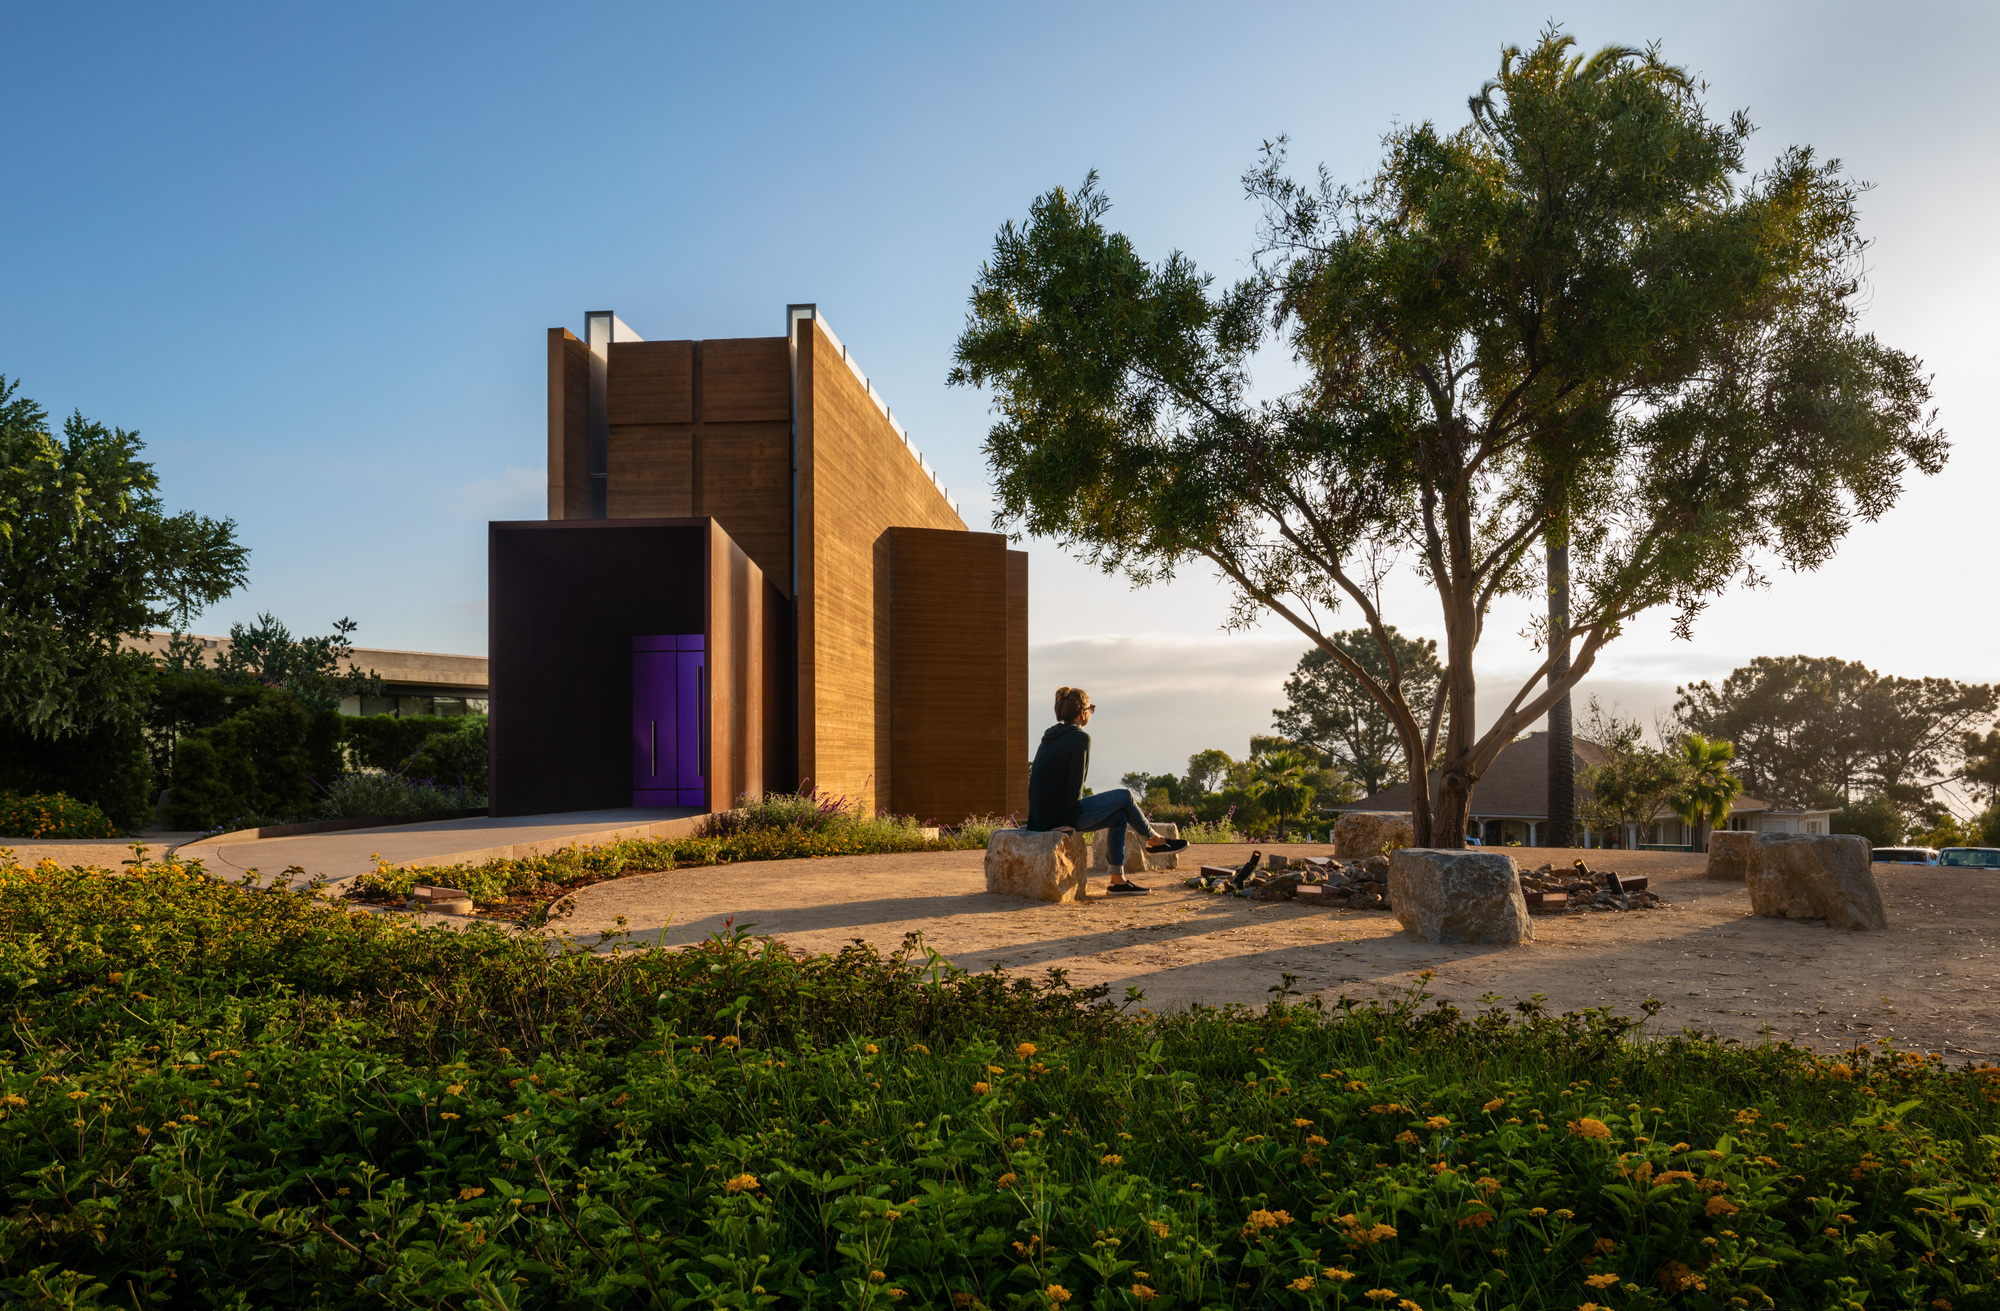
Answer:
[{"xmin": 547, "ymin": 844, "xmax": 2000, "ymax": 1058}]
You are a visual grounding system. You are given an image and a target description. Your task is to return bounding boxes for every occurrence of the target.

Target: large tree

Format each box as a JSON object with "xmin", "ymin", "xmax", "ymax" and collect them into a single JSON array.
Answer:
[
  {"xmin": 1675, "ymin": 656, "xmax": 1995, "ymax": 811},
  {"xmin": 1273, "ymin": 625, "xmax": 1441, "ymax": 796},
  {"xmin": 949, "ymin": 30, "xmax": 1945, "ymax": 846},
  {"xmin": 0, "ymin": 378, "xmax": 247, "ymax": 738}
]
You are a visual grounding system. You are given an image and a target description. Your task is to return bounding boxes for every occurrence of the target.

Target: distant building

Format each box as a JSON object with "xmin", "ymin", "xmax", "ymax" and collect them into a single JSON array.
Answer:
[
  {"xmin": 1340, "ymin": 730, "xmax": 1834, "ymax": 848},
  {"xmin": 124, "ymin": 631, "xmax": 487, "ymax": 717}
]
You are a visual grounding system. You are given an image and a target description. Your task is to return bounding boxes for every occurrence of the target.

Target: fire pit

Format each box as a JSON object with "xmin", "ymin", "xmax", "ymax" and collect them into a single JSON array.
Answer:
[{"xmin": 1518, "ymin": 860, "xmax": 1663, "ymax": 913}]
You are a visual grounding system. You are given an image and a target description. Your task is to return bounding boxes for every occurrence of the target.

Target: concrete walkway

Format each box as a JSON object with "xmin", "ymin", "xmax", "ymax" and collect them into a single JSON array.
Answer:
[{"xmin": 168, "ymin": 808, "xmax": 704, "ymax": 890}]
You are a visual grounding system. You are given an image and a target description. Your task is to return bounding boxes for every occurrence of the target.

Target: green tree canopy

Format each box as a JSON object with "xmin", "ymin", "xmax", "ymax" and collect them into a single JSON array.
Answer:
[
  {"xmin": 949, "ymin": 29, "xmax": 1945, "ymax": 847},
  {"xmin": 0, "ymin": 378, "xmax": 247, "ymax": 738},
  {"xmin": 1674, "ymin": 656, "xmax": 1995, "ymax": 813},
  {"xmin": 1274, "ymin": 626, "xmax": 1440, "ymax": 796}
]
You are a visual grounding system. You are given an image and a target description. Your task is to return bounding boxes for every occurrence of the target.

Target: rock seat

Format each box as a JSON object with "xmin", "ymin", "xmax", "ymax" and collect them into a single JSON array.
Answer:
[
  {"xmin": 1387, "ymin": 848, "xmax": 1533, "ymax": 945},
  {"xmin": 1706, "ymin": 830, "xmax": 1757, "ymax": 881},
  {"xmin": 985, "ymin": 829, "xmax": 1089, "ymax": 903},
  {"xmin": 1746, "ymin": 833, "xmax": 1886, "ymax": 930},
  {"xmin": 1335, "ymin": 812, "xmax": 1415, "ymax": 860},
  {"xmin": 1090, "ymin": 822, "xmax": 1181, "ymax": 874}
]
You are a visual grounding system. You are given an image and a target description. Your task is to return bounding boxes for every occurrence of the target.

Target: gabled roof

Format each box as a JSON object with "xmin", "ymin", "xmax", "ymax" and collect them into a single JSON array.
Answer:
[
  {"xmin": 1342, "ymin": 731, "xmax": 1833, "ymax": 822},
  {"xmin": 1352, "ymin": 731, "xmax": 1608, "ymax": 819}
]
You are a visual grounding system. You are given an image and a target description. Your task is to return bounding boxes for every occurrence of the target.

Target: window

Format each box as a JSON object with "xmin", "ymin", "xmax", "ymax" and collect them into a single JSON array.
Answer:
[{"xmin": 1940, "ymin": 849, "xmax": 2000, "ymax": 869}]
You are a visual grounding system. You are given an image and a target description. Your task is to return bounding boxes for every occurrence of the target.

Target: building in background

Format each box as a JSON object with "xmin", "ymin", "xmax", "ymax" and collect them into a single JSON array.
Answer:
[
  {"xmin": 1344, "ymin": 730, "xmax": 1834, "ymax": 848},
  {"xmin": 488, "ymin": 306, "xmax": 1029, "ymax": 822},
  {"xmin": 124, "ymin": 632, "xmax": 487, "ymax": 717}
]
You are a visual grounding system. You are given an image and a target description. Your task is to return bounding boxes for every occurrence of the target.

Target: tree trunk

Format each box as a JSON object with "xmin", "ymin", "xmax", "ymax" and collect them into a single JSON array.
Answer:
[
  {"xmin": 1694, "ymin": 816, "xmax": 1711, "ymax": 853},
  {"xmin": 1431, "ymin": 776, "xmax": 1473, "ymax": 850},
  {"xmin": 1545, "ymin": 510, "xmax": 1576, "ymax": 848}
]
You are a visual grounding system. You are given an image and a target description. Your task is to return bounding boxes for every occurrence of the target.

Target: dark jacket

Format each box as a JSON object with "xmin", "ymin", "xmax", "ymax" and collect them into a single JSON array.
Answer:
[{"xmin": 1025, "ymin": 723, "xmax": 1090, "ymax": 830}]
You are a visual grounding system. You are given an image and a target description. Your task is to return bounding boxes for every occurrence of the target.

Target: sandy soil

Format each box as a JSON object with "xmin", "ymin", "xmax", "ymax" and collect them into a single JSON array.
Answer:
[{"xmin": 551, "ymin": 844, "xmax": 2000, "ymax": 1058}]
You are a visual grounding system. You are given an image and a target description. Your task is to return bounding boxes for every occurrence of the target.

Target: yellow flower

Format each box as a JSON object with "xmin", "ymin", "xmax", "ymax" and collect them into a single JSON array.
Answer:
[
  {"xmin": 1323, "ymin": 1267, "xmax": 1355, "ymax": 1282},
  {"xmin": 909, "ymin": 1044, "xmax": 929, "ymax": 1055},
  {"xmin": 1045, "ymin": 1285, "xmax": 1071, "ymax": 1305},
  {"xmin": 1395, "ymin": 1130, "xmax": 1419, "ymax": 1145},
  {"xmin": 1705, "ymin": 1196, "xmax": 1739, "ymax": 1217},
  {"xmin": 720, "ymin": 1035, "xmax": 740, "ymax": 1048},
  {"xmin": 445, "ymin": 1084, "xmax": 464, "ymax": 1096},
  {"xmin": 1585, "ymin": 1273, "xmax": 1619, "ymax": 1288},
  {"xmin": 989, "ymin": 1065, "xmax": 1006, "ymax": 1075},
  {"xmin": 1148, "ymin": 1219, "xmax": 1170, "ymax": 1238},
  {"xmin": 1241, "ymin": 1208, "xmax": 1294, "ymax": 1236},
  {"xmin": 1017, "ymin": 1043, "xmax": 1037, "ymax": 1059},
  {"xmin": 1100, "ymin": 1154, "xmax": 1122, "ymax": 1165},
  {"xmin": 724, "ymin": 1173, "xmax": 759, "ymax": 1194},
  {"xmin": 1294, "ymin": 1118, "xmax": 1314, "ymax": 1128},
  {"xmin": 997, "ymin": 1173, "xmax": 1017, "ymax": 1189},
  {"xmin": 1569, "ymin": 1118, "xmax": 1612, "ymax": 1139},
  {"xmin": 1306, "ymin": 1134, "xmax": 1328, "ymax": 1147},
  {"xmin": 887, "ymin": 1290, "xmax": 906, "ymax": 1300},
  {"xmin": 439, "ymin": 1112, "xmax": 461, "ymax": 1120},
  {"xmin": 1365, "ymin": 1291, "xmax": 1397, "ymax": 1304},
  {"xmin": 459, "ymin": 1187, "xmax": 486, "ymax": 1200},
  {"xmin": 1528, "ymin": 1207, "xmax": 1548, "ymax": 1217},
  {"xmin": 1289, "ymin": 1276, "xmax": 1317, "ymax": 1291},
  {"xmin": 863, "ymin": 1043, "xmax": 878, "ymax": 1054},
  {"xmin": 1131, "ymin": 1287, "xmax": 1158, "ymax": 1304},
  {"xmin": 1425, "ymin": 1115, "xmax": 1451, "ymax": 1130},
  {"xmin": 973, "ymin": 1082, "xmax": 991, "ymax": 1095},
  {"xmin": 1483, "ymin": 1097, "xmax": 1506, "ymax": 1112}
]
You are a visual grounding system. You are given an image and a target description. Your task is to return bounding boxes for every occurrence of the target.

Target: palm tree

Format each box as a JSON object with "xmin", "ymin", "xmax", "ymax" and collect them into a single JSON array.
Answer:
[
  {"xmin": 1672, "ymin": 734, "xmax": 1743, "ymax": 853},
  {"xmin": 1252, "ymin": 748, "xmax": 1320, "ymax": 840}
]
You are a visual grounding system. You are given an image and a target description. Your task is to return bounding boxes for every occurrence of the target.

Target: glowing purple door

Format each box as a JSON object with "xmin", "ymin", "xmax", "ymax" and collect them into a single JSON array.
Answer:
[{"xmin": 633, "ymin": 635, "xmax": 705, "ymax": 808}]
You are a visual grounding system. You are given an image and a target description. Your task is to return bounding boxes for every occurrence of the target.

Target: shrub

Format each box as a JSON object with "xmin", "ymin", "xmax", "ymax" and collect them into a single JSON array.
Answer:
[
  {"xmin": 0, "ymin": 790, "xmax": 119, "ymax": 839},
  {"xmin": 356, "ymin": 822, "xmax": 985, "ymax": 906},
  {"xmin": 407, "ymin": 716, "xmax": 488, "ymax": 790},
  {"xmin": 706, "ymin": 784, "xmax": 861, "ymax": 836},
  {"xmin": 159, "ymin": 688, "xmax": 341, "ymax": 830},
  {"xmin": 0, "ymin": 714, "xmax": 154, "ymax": 831},
  {"xmin": 950, "ymin": 812, "xmax": 1019, "ymax": 845},
  {"xmin": 3, "ymin": 855, "xmax": 1999, "ymax": 1308},
  {"xmin": 1833, "ymin": 794, "xmax": 1906, "ymax": 849},
  {"xmin": 1181, "ymin": 817, "xmax": 1247, "ymax": 843},
  {"xmin": 343, "ymin": 713, "xmax": 488, "ymax": 786}
]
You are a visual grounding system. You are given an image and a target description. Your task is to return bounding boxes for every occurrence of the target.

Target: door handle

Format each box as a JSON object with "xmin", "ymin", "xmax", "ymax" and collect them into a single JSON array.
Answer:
[{"xmin": 651, "ymin": 720, "xmax": 657, "ymax": 778}]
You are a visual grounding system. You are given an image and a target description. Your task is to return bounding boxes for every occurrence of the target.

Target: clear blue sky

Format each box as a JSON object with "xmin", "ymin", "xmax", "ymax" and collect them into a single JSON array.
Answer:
[{"xmin": 6, "ymin": 2, "xmax": 1994, "ymax": 786}]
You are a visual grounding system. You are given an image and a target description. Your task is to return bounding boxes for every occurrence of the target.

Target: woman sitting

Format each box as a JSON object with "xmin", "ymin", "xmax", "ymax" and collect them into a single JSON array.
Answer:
[{"xmin": 1025, "ymin": 685, "xmax": 1187, "ymax": 895}]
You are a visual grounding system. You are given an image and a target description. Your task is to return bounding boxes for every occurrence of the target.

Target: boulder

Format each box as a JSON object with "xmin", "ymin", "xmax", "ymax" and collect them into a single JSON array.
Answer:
[
  {"xmin": 1706, "ymin": 830, "xmax": 1757, "ymax": 881},
  {"xmin": 985, "ymin": 829, "xmax": 1090, "ymax": 903},
  {"xmin": 1388, "ymin": 848, "xmax": 1533, "ymax": 946},
  {"xmin": 1745, "ymin": 833, "xmax": 1886, "ymax": 930},
  {"xmin": 1090, "ymin": 821, "xmax": 1180, "ymax": 873},
  {"xmin": 1334, "ymin": 812, "xmax": 1416, "ymax": 860}
]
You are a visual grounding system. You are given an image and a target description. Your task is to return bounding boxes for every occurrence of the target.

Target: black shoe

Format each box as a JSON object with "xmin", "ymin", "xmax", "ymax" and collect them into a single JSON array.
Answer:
[
  {"xmin": 1107, "ymin": 881, "xmax": 1151, "ymax": 895},
  {"xmin": 1230, "ymin": 850, "xmax": 1263, "ymax": 887},
  {"xmin": 1145, "ymin": 837, "xmax": 1189, "ymax": 853}
]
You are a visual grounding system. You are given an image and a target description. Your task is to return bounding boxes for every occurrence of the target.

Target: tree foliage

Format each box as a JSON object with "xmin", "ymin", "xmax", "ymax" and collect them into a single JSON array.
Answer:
[
  {"xmin": 0, "ymin": 378, "xmax": 247, "ymax": 738},
  {"xmin": 1674, "ymin": 656, "xmax": 1996, "ymax": 813},
  {"xmin": 1274, "ymin": 626, "xmax": 1441, "ymax": 796},
  {"xmin": 1576, "ymin": 699, "xmax": 1690, "ymax": 843},
  {"xmin": 1671, "ymin": 734, "xmax": 1744, "ymax": 852},
  {"xmin": 949, "ymin": 29, "xmax": 1944, "ymax": 847},
  {"xmin": 168, "ymin": 612, "xmax": 382, "ymax": 715}
]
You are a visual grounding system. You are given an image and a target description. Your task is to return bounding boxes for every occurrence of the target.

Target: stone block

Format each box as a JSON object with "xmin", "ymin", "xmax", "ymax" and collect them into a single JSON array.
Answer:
[
  {"xmin": 1089, "ymin": 821, "xmax": 1180, "ymax": 873},
  {"xmin": 1746, "ymin": 833, "xmax": 1886, "ymax": 930},
  {"xmin": 985, "ymin": 829, "xmax": 1089, "ymax": 903},
  {"xmin": 1706, "ymin": 830, "xmax": 1757, "ymax": 881},
  {"xmin": 1388, "ymin": 848, "xmax": 1533, "ymax": 945},
  {"xmin": 1335, "ymin": 812, "xmax": 1416, "ymax": 860}
]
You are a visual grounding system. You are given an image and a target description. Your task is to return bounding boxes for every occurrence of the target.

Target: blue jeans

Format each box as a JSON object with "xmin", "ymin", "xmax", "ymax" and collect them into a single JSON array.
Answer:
[{"xmin": 1074, "ymin": 788, "xmax": 1156, "ymax": 868}]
